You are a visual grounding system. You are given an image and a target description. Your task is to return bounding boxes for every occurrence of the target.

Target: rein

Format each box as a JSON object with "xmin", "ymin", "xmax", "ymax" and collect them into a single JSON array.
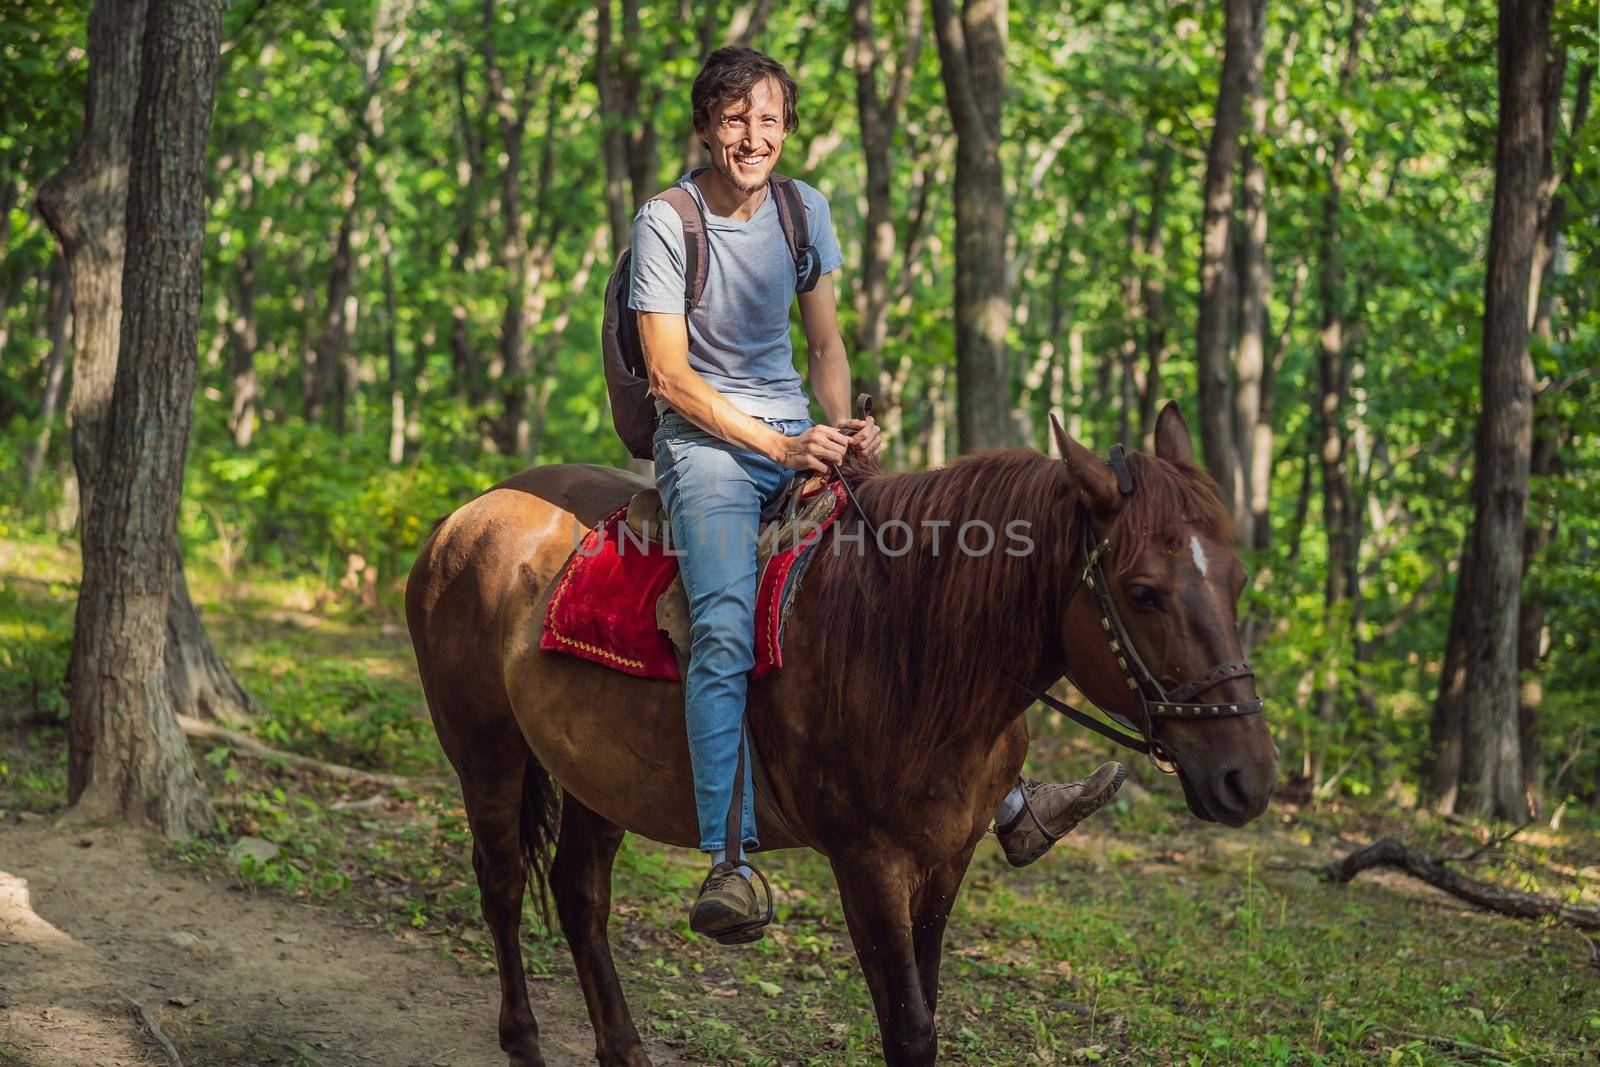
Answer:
[{"xmin": 828, "ymin": 411, "xmax": 1264, "ymax": 774}]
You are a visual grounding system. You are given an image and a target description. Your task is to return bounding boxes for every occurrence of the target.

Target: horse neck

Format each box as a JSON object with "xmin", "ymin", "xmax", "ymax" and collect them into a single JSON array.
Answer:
[{"xmin": 814, "ymin": 453, "xmax": 1082, "ymax": 777}]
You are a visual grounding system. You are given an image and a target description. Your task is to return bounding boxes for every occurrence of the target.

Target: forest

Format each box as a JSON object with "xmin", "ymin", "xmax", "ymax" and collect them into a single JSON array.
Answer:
[{"xmin": 1, "ymin": 0, "xmax": 1598, "ymax": 1063}]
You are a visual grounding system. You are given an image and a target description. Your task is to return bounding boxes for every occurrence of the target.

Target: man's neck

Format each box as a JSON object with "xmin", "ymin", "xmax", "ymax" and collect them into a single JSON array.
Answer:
[{"xmin": 693, "ymin": 168, "xmax": 767, "ymax": 221}]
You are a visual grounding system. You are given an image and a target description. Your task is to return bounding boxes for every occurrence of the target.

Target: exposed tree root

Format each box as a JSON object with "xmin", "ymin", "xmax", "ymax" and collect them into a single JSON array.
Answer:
[
  {"xmin": 176, "ymin": 715, "xmax": 451, "ymax": 790},
  {"xmin": 1322, "ymin": 836, "xmax": 1600, "ymax": 931}
]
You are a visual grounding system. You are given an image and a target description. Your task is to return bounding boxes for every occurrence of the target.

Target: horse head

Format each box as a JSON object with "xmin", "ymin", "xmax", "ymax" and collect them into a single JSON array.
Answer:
[{"xmin": 1051, "ymin": 402, "xmax": 1277, "ymax": 827}]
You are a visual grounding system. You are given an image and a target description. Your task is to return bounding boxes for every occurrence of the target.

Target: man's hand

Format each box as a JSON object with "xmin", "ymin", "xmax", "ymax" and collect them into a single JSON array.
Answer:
[
  {"xmin": 778, "ymin": 425, "xmax": 852, "ymax": 472},
  {"xmin": 835, "ymin": 415, "xmax": 884, "ymax": 459}
]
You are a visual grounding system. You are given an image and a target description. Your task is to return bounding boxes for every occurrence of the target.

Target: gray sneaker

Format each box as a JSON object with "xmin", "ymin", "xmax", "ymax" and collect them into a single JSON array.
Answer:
[
  {"xmin": 689, "ymin": 862, "xmax": 770, "ymax": 945},
  {"xmin": 996, "ymin": 762, "xmax": 1126, "ymax": 868}
]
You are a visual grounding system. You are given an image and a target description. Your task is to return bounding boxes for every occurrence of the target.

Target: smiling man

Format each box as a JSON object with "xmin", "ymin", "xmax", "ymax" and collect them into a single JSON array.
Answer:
[{"xmin": 629, "ymin": 48, "xmax": 1122, "ymax": 945}]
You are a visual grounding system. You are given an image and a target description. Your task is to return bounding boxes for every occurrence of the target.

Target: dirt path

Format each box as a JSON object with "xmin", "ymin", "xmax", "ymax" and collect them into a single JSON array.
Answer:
[{"xmin": 0, "ymin": 821, "xmax": 601, "ymax": 1066}]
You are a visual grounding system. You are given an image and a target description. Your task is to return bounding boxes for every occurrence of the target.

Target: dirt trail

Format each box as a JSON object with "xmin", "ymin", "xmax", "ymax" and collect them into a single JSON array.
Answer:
[{"xmin": 0, "ymin": 821, "xmax": 602, "ymax": 1066}]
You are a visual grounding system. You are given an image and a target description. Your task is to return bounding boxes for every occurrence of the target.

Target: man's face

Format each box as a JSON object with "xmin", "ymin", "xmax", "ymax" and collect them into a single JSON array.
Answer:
[{"xmin": 697, "ymin": 75, "xmax": 788, "ymax": 196}]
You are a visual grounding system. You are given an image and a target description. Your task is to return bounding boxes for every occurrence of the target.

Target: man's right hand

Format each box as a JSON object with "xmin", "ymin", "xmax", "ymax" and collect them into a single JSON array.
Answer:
[{"xmin": 777, "ymin": 425, "xmax": 852, "ymax": 472}]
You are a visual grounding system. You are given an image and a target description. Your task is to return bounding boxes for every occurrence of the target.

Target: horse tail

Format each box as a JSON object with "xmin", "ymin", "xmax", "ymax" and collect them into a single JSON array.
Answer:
[{"xmin": 519, "ymin": 751, "xmax": 562, "ymax": 928}]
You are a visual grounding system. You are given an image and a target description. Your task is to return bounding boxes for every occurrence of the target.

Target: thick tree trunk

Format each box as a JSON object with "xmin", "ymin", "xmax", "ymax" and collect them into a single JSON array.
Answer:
[
  {"xmin": 1194, "ymin": 0, "xmax": 1261, "ymax": 507},
  {"xmin": 931, "ymin": 0, "xmax": 1011, "ymax": 452},
  {"xmin": 1430, "ymin": 0, "xmax": 1550, "ymax": 821},
  {"xmin": 24, "ymin": 254, "xmax": 74, "ymax": 491},
  {"xmin": 67, "ymin": 0, "xmax": 227, "ymax": 837},
  {"xmin": 1230, "ymin": 0, "xmax": 1270, "ymax": 546},
  {"xmin": 1513, "ymin": 51, "xmax": 1587, "ymax": 814},
  {"xmin": 39, "ymin": 0, "xmax": 256, "ymax": 732},
  {"xmin": 36, "ymin": 0, "xmax": 148, "ymax": 528}
]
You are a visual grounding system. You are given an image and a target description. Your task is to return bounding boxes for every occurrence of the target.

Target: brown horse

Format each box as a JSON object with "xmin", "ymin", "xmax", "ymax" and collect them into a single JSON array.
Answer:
[{"xmin": 405, "ymin": 402, "xmax": 1276, "ymax": 1066}]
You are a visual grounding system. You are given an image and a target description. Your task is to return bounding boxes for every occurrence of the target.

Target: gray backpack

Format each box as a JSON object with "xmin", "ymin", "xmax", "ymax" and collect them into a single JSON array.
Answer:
[{"xmin": 601, "ymin": 172, "xmax": 822, "ymax": 459}]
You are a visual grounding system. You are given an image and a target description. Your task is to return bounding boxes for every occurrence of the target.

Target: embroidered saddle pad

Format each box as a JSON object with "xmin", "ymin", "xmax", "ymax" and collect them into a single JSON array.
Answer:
[{"xmin": 539, "ymin": 477, "xmax": 848, "ymax": 681}]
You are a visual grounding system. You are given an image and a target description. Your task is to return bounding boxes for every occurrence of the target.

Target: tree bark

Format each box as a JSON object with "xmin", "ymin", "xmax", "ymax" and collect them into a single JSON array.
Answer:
[
  {"xmin": 1194, "ymin": 0, "xmax": 1261, "ymax": 507},
  {"xmin": 36, "ymin": 0, "xmax": 149, "ymax": 528},
  {"xmin": 1429, "ymin": 0, "xmax": 1551, "ymax": 821},
  {"xmin": 852, "ymin": 0, "xmax": 925, "ymax": 421},
  {"xmin": 931, "ymin": 0, "xmax": 1011, "ymax": 452},
  {"xmin": 1310, "ymin": 0, "xmax": 1370, "ymax": 784},
  {"xmin": 1230, "ymin": 0, "xmax": 1270, "ymax": 546},
  {"xmin": 39, "ymin": 0, "xmax": 256, "ymax": 732},
  {"xmin": 24, "ymin": 254, "xmax": 74, "ymax": 492},
  {"xmin": 1513, "ymin": 54, "xmax": 1587, "ymax": 814},
  {"xmin": 67, "ymin": 0, "xmax": 227, "ymax": 837}
]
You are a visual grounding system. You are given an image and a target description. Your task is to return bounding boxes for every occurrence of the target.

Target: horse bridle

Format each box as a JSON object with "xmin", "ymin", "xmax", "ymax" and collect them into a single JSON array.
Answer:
[{"xmin": 1006, "ymin": 445, "xmax": 1265, "ymax": 774}]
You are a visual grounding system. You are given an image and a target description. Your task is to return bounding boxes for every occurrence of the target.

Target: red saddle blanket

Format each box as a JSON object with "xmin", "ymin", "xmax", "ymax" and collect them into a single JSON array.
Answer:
[{"xmin": 539, "ymin": 481, "xmax": 847, "ymax": 682}]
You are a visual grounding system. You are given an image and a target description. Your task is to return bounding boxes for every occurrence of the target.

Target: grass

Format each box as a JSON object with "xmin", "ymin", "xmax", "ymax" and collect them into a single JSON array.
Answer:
[{"xmin": 2, "ymin": 530, "xmax": 1598, "ymax": 1064}]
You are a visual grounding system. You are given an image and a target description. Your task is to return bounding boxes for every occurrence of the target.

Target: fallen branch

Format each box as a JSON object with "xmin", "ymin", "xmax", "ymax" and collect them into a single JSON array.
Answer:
[
  {"xmin": 121, "ymin": 994, "xmax": 183, "ymax": 1067},
  {"xmin": 1322, "ymin": 837, "xmax": 1600, "ymax": 931},
  {"xmin": 177, "ymin": 715, "xmax": 450, "ymax": 790}
]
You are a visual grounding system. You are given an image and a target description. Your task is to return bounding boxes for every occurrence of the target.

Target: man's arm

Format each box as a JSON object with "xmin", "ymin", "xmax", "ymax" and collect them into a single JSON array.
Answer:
[
  {"xmin": 798, "ymin": 274, "xmax": 883, "ymax": 457},
  {"xmin": 639, "ymin": 311, "xmax": 849, "ymax": 472}
]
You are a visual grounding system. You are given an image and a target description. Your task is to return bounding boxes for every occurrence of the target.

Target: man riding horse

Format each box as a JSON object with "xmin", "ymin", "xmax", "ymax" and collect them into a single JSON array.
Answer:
[{"xmin": 628, "ymin": 47, "xmax": 1125, "ymax": 942}]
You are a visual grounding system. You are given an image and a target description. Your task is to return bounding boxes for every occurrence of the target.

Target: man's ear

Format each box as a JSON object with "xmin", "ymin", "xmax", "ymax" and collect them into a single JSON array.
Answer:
[
  {"xmin": 1153, "ymin": 401, "xmax": 1195, "ymax": 466},
  {"xmin": 1051, "ymin": 413, "xmax": 1121, "ymax": 517}
]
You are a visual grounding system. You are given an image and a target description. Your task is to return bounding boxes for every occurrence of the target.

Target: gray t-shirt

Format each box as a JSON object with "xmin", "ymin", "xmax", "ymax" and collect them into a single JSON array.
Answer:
[{"xmin": 627, "ymin": 173, "xmax": 845, "ymax": 421}]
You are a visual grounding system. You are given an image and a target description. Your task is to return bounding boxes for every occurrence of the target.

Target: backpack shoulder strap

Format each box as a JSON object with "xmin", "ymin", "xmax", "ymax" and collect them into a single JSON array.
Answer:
[
  {"xmin": 767, "ymin": 174, "xmax": 809, "ymax": 263},
  {"xmin": 650, "ymin": 185, "xmax": 709, "ymax": 312}
]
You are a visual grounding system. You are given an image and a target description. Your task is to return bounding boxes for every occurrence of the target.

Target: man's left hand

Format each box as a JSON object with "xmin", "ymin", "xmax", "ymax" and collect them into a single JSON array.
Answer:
[{"xmin": 834, "ymin": 415, "xmax": 884, "ymax": 459}]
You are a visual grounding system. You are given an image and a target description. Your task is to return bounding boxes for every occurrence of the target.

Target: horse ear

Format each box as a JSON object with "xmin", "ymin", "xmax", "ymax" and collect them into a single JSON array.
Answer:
[
  {"xmin": 1050, "ymin": 413, "xmax": 1121, "ymax": 516},
  {"xmin": 1154, "ymin": 401, "xmax": 1195, "ymax": 466}
]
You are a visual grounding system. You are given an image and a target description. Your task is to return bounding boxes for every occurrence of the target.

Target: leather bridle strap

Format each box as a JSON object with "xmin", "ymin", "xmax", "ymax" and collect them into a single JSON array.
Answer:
[{"xmin": 1005, "ymin": 672, "xmax": 1152, "ymax": 757}]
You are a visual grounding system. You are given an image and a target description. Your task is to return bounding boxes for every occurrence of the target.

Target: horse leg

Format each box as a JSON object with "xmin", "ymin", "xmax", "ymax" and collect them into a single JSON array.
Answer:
[
  {"xmin": 831, "ymin": 854, "xmax": 937, "ymax": 1066},
  {"xmin": 458, "ymin": 747, "xmax": 548, "ymax": 1067},
  {"xmin": 551, "ymin": 792, "xmax": 651, "ymax": 1067},
  {"xmin": 910, "ymin": 846, "xmax": 975, "ymax": 1015}
]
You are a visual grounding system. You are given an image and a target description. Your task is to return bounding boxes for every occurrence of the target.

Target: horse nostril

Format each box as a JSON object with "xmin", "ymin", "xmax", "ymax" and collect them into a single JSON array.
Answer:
[{"xmin": 1219, "ymin": 767, "xmax": 1251, "ymax": 813}]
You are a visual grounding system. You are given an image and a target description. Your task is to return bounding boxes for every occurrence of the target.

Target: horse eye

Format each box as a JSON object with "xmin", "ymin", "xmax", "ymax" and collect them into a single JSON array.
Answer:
[{"xmin": 1127, "ymin": 584, "xmax": 1162, "ymax": 609}]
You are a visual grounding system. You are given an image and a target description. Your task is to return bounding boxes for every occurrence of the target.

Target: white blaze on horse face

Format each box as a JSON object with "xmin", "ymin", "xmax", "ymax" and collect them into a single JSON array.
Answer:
[{"xmin": 1189, "ymin": 535, "xmax": 1209, "ymax": 578}]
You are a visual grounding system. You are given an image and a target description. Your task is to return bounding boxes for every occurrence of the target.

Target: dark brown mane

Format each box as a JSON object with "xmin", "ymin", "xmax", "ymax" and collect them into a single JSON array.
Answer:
[{"xmin": 804, "ymin": 445, "xmax": 1233, "ymax": 790}]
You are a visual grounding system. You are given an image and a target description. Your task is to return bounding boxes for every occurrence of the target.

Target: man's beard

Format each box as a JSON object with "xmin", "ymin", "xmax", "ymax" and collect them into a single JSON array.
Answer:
[{"xmin": 714, "ymin": 153, "xmax": 768, "ymax": 195}]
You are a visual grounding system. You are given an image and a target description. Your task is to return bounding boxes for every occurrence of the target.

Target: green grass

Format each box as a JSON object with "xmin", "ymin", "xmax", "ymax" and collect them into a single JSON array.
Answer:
[{"xmin": 2, "ymin": 530, "xmax": 1598, "ymax": 1064}]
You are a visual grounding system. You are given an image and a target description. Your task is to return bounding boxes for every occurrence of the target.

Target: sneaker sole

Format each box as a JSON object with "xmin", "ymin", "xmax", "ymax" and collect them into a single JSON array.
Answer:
[
  {"xmin": 1005, "ymin": 762, "xmax": 1127, "ymax": 868},
  {"xmin": 690, "ymin": 900, "xmax": 768, "ymax": 945}
]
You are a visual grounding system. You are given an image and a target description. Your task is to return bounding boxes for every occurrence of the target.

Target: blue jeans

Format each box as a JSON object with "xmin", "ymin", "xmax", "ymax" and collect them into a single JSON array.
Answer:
[{"xmin": 652, "ymin": 410, "xmax": 812, "ymax": 852}]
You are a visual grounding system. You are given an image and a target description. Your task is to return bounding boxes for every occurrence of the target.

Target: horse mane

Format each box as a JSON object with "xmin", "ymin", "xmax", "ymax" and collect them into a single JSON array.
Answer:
[{"xmin": 805, "ymin": 444, "xmax": 1232, "ymax": 790}]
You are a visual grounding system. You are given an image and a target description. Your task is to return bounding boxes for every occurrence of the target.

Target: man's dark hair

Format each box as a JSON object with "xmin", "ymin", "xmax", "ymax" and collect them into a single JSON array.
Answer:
[{"xmin": 691, "ymin": 47, "xmax": 799, "ymax": 147}]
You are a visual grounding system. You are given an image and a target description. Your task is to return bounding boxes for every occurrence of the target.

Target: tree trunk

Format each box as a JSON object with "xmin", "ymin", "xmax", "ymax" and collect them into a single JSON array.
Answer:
[
  {"xmin": 1429, "ymin": 0, "xmax": 1550, "ymax": 821},
  {"xmin": 1310, "ymin": 0, "xmax": 1370, "ymax": 784},
  {"xmin": 852, "ymin": 0, "xmax": 924, "ymax": 413},
  {"xmin": 36, "ymin": 0, "xmax": 149, "ymax": 529},
  {"xmin": 1513, "ymin": 52, "xmax": 1588, "ymax": 815},
  {"xmin": 595, "ymin": 0, "xmax": 633, "ymax": 258},
  {"xmin": 67, "ymin": 0, "xmax": 227, "ymax": 837},
  {"xmin": 450, "ymin": 57, "xmax": 486, "ymax": 404},
  {"xmin": 24, "ymin": 254, "xmax": 74, "ymax": 492},
  {"xmin": 228, "ymin": 241, "xmax": 259, "ymax": 448},
  {"xmin": 39, "ymin": 0, "xmax": 256, "ymax": 732},
  {"xmin": 1230, "ymin": 0, "xmax": 1270, "ymax": 545},
  {"xmin": 307, "ymin": 175, "xmax": 361, "ymax": 425},
  {"xmin": 1194, "ymin": 0, "xmax": 1260, "ymax": 507},
  {"xmin": 1137, "ymin": 147, "xmax": 1172, "ymax": 449},
  {"xmin": 931, "ymin": 0, "xmax": 1010, "ymax": 452}
]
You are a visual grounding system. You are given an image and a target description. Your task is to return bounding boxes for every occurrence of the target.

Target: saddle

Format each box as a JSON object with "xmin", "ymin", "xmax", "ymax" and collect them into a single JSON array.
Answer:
[{"xmin": 540, "ymin": 473, "xmax": 847, "ymax": 681}]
